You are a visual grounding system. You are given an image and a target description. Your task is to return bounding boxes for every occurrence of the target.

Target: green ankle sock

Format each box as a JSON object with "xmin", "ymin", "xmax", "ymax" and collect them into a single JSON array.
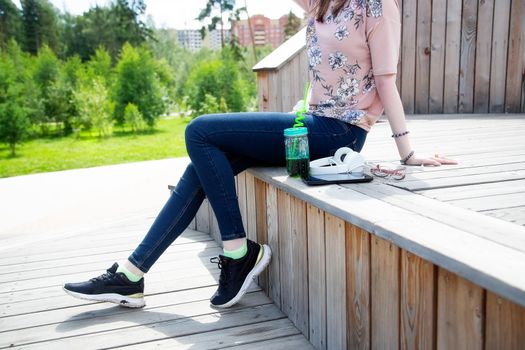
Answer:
[
  {"xmin": 116, "ymin": 264, "xmax": 143, "ymax": 282},
  {"xmin": 223, "ymin": 240, "xmax": 248, "ymax": 260}
]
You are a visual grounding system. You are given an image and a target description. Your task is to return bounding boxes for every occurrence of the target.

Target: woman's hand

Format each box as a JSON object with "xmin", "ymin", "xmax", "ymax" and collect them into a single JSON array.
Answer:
[{"xmin": 404, "ymin": 152, "xmax": 459, "ymax": 166}]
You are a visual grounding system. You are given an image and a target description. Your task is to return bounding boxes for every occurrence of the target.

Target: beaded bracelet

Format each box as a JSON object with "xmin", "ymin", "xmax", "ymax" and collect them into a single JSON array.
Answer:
[
  {"xmin": 392, "ymin": 130, "xmax": 410, "ymax": 138},
  {"xmin": 400, "ymin": 150, "xmax": 415, "ymax": 165}
]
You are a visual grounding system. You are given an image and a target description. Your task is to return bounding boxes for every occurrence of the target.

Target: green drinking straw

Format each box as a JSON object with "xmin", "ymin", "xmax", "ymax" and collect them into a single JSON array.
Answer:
[{"xmin": 294, "ymin": 82, "xmax": 310, "ymax": 128}]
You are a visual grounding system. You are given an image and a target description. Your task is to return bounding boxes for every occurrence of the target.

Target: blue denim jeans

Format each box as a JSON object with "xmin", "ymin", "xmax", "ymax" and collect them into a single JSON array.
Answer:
[{"xmin": 128, "ymin": 112, "xmax": 368, "ymax": 272}]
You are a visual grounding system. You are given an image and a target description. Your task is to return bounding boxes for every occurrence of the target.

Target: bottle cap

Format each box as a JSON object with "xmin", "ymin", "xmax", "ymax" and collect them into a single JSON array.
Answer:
[{"xmin": 284, "ymin": 127, "xmax": 308, "ymax": 137}]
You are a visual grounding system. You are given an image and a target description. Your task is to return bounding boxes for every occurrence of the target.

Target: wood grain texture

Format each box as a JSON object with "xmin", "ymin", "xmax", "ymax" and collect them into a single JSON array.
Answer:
[
  {"xmin": 195, "ymin": 198, "xmax": 210, "ymax": 234},
  {"xmin": 277, "ymin": 188, "xmax": 292, "ymax": 316},
  {"xmin": 485, "ymin": 291, "xmax": 525, "ymax": 350},
  {"xmin": 237, "ymin": 171, "xmax": 248, "ymax": 233},
  {"xmin": 306, "ymin": 203, "xmax": 327, "ymax": 350},
  {"xmin": 489, "ymin": 0, "xmax": 511, "ymax": 113},
  {"xmin": 346, "ymin": 223, "xmax": 371, "ymax": 350},
  {"xmin": 266, "ymin": 184, "xmax": 281, "ymax": 307},
  {"xmin": 436, "ymin": 269, "xmax": 484, "ymax": 350},
  {"xmin": 458, "ymin": 0, "xmax": 478, "ymax": 113},
  {"xmin": 246, "ymin": 172, "xmax": 257, "ymax": 242},
  {"xmin": 443, "ymin": 0, "xmax": 463, "ymax": 113},
  {"xmin": 257, "ymin": 71, "xmax": 269, "ymax": 112},
  {"xmin": 474, "ymin": 0, "xmax": 494, "ymax": 113},
  {"xmin": 415, "ymin": 0, "xmax": 431, "ymax": 114},
  {"xmin": 505, "ymin": 0, "xmax": 525, "ymax": 112},
  {"xmin": 208, "ymin": 205, "xmax": 221, "ymax": 246},
  {"xmin": 429, "ymin": 0, "xmax": 447, "ymax": 113},
  {"xmin": 400, "ymin": 0, "xmax": 417, "ymax": 114},
  {"xmin": 325, "ymin": 213, "xmax": 347, "ymax": 350},
  {"xmin": 400, "ymin": 250, "xmax": 436, "ymax": 350},
  {"xmin": 290, "ymin": 195, "xmax": 309, "ymax": 336},
  {"xmin": 371, "ymin": 236, "xmax": 400, "ymax": 350},
  {"xmin": 255, "ymin": 178, "xmax": 268, "ymax": 291}
]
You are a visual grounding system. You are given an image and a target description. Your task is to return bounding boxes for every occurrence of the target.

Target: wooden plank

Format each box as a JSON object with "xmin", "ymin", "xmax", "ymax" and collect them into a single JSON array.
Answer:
[
  {"xmin": 414, "ymin": 0, "xmax": 431, "ymax": 114},
  {"xmin": 258, "ymin": 71, "xmax": 270, "ymax": 112},
  {"xmin": 227, "ymin": 334, "xmax": 315, "ymax": 350},
  {"xmin": 436, "ymin": 269, "xmax": 484, "ymax": 350},
  {"xmin": 249, "ymin": 167, "xmax": 525, "ymax": 308},
  {"xmin": 307, "ymin": 203, "xmax": 326, "ymax": 350},
  {"xmin": 485, "ymin": 291, "xmax": 525, "ymax": 350},
  {"xmin": 208, "ymin": 205, "xmax": 221, "ymax": 246},
  {"xmin": 489, "ymin": 0, "xmax": 511, "ymax": 112},
  {"xmin": 389, "ymin": 169, "xmax": 525, "ymax": 191},
  {"xmin": 474, "ymin": 0, "xmax": 495, "ymax": 112},
  {"xmin": 418, "ymin": 179, "xmax": 525, "ymax": 201},
  {"xmin": 1, "ymin": 284, "xmax": 258, "ymax": 333},
  {"xmin": 5, "ymin": 300, "xmax": 282, "ymax": 350},
  {"xmin": 188, "ymin": 217, "xmax": 197, "ymax": 231},
  {"xmin": 237, "ymin": 171, "xmax": 248, "ymax": 233},
  {"xmin": 458, "ymin": 0, "xmax": 478, "ymax": 113},
  {"xmin": 505, "ymin": 0, "xmax": 525, "ymax": 112},
  {"xmin": 246, "ymin": 172, "xmax": 257, "ymax": 242},
  {"xmin": 255, "ymin": 178, "xmax": 268, "ymax": 291},
  {"xmin": 290, "ymin": 196, "xmax": 309, "ymax": 336},
  {"xmin": 195, "ymin": 198, "xmax": 210, "ymax": 234},
  {"xmin": 484, "ymin": 206, "xmax": 525, "ymax": 226},
  {"xmin": 447, "ymin": 192, "xmax": 525, "ymax": 212},
  {"xmin": 400, "ymin": 250, "xmax": 435, "ymax": 350},
  {"xmin": 342, "ymin": 180, "xmax": 525, "ymax": 253},
  {"xmin": 429, "ymin": 0, "xmax": 447, "ymax": 113},
  {"xmin": 268, "ymin": 71, "xmax": 283, "ymax": 112},
  {"xmin": 400, "ymin": 0, "xmax": 417, "ymax": 114},
  {"xmin": 0, "ymin": 245, "xmax": 221, "ymax": 284},
  {"xmin": 443, "ymin": 0, "xmax": 463, "ymax": 113},
  {"xmin": 371, "ymin": 236, "xmax": 400, "ymax": 350},
  {"xmin": 266, "ymin": 184, "xmax": 280, "ymax": 307},
  {"xmin": 396, "ymin": 0, "xmax": 403, "ymax": 93},
  {"xmin": 119, "ymin": 318, "xmax": 300, "ymax": 350},
  {"xmin": 345, "ymin": 223, "xmax": 370, "ymax": 350},
  {"xmin": 324, "ymin": 213, "xmax": 347, "ymax": 350},
  {"xmin": 277, "ymin": 189, "xmax": 292, "ymax": 315}
]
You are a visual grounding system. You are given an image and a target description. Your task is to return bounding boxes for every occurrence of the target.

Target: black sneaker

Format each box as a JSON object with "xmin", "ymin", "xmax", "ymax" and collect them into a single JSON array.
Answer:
[
  {"xmin": 63, "ymin": 263, "xmax": 145, "ymax": 308},
  {"xmin": 209, "ymin": 239, "xmax": 271, "ymax": 308}
]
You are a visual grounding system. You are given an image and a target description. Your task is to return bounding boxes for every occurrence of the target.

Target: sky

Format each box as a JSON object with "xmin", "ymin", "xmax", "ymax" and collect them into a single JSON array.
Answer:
[{"xmin": 13, "ymin": 0, "xmax": 305, "ymax": 29}]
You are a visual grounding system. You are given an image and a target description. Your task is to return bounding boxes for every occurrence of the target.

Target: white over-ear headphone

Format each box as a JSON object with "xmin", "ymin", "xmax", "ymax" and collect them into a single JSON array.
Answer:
[{"xmin": 310, "ymin": 147, "xmax": 365, "ymax": 175}]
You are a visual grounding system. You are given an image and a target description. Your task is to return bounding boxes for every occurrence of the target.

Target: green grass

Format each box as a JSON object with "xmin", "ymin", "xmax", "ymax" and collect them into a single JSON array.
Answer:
[{"xmin": 0, "ymin": 117, "xmax": 191, "ymax": 178}]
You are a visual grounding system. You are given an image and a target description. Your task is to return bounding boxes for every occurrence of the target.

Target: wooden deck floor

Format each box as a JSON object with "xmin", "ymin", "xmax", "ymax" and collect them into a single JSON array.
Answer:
[
  {"xmin": 0, "ymin": 214, "xmax": 313, "ymax": 349},
  {"xmin": 360, "ymin": 115, "xmax": 525, "ymax": 226}
]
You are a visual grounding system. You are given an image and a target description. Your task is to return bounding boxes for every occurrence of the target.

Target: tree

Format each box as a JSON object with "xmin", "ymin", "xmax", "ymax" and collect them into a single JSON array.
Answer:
[
  {"xmin": 113, "ymin": 43, "xmax": 166, "ymax": 127},
  {"xmin": 74, "ymin": 78, "xmax": 114, "ymax": 138},
  {"xmin": 0, "ymin": 42, "xmax": 31, "ymax": 156},
  {"xmin": 124, "ymin": 102, "xmax": 146, "ymax": 133},
  {"xmin": 284, "ymin": 11, "xmax": 302, "ymax": 40},
  {"xmin": 0, "ymin": 0, "xmax": 24, "ymax": 49},
  {"xmin": 20, "ymin": 0, "xmax": 60, "ymax": 54},
  {"xmin": 185, "ymin": 50, "xmax": 245, "ymax": 116},
  {"xmin": 32, "ymin": 45, "xmax": 61, "ymax": 132},
  {"xmin": 61, "ymin": 0, "xmax": 153, "ymax": 62},
  {"xmin": 197, "ymin": 0, "xmax": 236, "ymax": 48}
]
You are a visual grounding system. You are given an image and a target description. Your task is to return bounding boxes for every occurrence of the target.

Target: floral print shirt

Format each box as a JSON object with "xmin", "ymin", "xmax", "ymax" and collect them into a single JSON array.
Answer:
[{"xmin": 296, "ymin": 0, "xmax": 401, "ymax": 132}]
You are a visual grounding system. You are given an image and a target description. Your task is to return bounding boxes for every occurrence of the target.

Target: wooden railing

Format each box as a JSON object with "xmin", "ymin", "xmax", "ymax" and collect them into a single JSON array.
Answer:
[{"xmin": 253, "ymin": 0, "xmax": 525, "ymax": 115}]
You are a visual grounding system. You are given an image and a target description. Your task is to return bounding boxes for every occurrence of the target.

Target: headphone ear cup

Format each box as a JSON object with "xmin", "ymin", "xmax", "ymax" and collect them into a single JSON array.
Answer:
[{"xmin": 333, "ymin": 147, "xmax": 353, "ymax": 165}]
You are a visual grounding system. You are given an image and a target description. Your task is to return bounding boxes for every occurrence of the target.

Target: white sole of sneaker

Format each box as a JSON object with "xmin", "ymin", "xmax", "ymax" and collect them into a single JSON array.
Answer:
[
  {"xmin": 63, "ymin": 287, "xmax": 146, "ymax": 308},
  {"xmin": 212, "ymin": 244, "xmax": 272, "ymax": 309}
]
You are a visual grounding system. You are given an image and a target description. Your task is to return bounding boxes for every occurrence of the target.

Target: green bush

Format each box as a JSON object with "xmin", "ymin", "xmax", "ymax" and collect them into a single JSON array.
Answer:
[
  {"xmin": 74, "ymin": 78, "xmax": 114, "ymax": 138},
  {"xmin": 185, "ymin": 51, "xmax": 245, "ymax": 117},
  {"xmin": 113, "ymin": 43, "xmax": 166, "ymax": 127},
  {"xmin": 124, "ymin": 102, "xmax": 146, "ymax": 133}
]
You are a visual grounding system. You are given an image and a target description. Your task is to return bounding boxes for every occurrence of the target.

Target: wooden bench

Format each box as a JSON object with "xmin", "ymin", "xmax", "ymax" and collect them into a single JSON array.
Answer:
[{"xmin": 175, "ymin": 116, "xmax": 525, "ymax": 350}]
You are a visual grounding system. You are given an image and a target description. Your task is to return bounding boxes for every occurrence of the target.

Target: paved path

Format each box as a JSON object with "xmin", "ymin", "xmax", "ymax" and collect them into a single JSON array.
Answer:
[{"xmin": 0, "ymin": 158, "xmax": 191, "ymax": 252}]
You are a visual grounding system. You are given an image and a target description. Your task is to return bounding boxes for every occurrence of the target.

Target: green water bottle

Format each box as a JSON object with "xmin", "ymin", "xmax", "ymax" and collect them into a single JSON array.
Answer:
[{"xmin": 284, "ymin": 127, "xmax": 310, "ymax": 179}]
